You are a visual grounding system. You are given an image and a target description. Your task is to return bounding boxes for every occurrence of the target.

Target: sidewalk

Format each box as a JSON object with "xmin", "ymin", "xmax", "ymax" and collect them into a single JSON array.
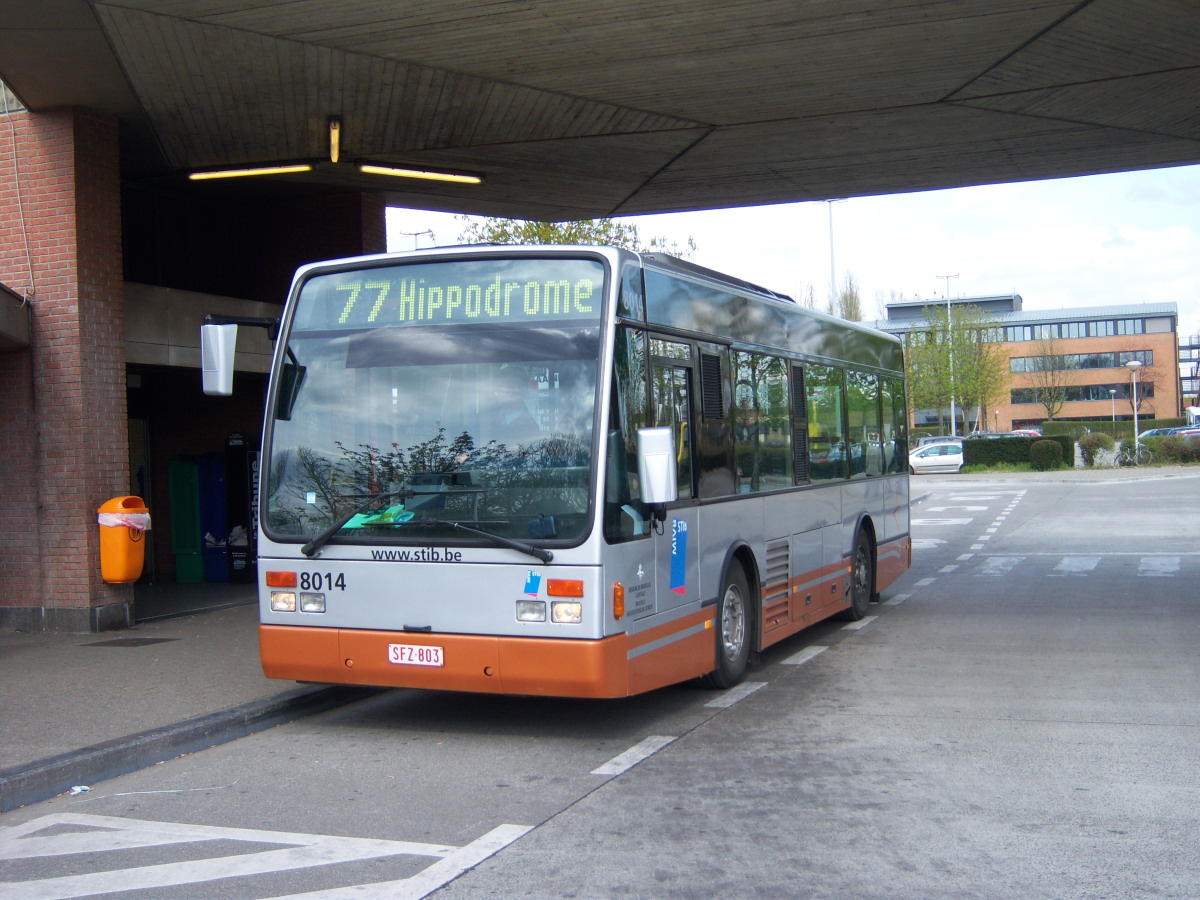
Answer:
[{"xmin": 0, "ymin": 600, "xmax": 372, "ymax": 812}]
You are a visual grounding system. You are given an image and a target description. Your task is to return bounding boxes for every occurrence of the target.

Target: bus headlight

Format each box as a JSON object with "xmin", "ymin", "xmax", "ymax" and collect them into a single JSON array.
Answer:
[
  {"xmin": 551, "ymin": 601, "xmax": 583, "ymax": 624},
  {"xmin": 299, "ymin": 592, "xmax": 326, "ymax": 613},
  {"xmin": 516, "ymin": 600, "xmax": 546, "ymax": 622},
  {"xmin": 271, "ymin": 591, "xmax": 297, "ymax": 612}
]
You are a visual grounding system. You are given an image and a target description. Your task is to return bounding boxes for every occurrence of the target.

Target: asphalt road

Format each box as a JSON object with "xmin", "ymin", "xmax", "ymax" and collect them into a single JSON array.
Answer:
[{"xmin": 4, "ymin": 470, "xmax": 1199, "ymax": 899}]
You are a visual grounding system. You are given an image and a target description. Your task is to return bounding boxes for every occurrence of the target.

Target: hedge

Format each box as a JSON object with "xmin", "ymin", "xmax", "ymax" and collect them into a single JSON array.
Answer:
[
  {"xmin": 961, "ymin": 434, "xmax": 1073, "ymax": 467},
  {"xmin": 1043, "ymin": 418, "xmax": 1183, "ymax": 441}
]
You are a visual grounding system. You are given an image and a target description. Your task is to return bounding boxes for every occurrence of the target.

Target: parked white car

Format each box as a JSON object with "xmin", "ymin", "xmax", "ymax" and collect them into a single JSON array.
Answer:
[{"xmin": 909, "ymin": 441, "xmax": 964, "ymax": 474}]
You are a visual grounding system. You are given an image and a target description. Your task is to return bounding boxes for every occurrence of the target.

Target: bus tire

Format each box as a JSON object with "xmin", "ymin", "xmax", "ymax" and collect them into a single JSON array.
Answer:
[
  {"xmin": 700, "ymin": 561, "xmax": 751, "ymax": 689},
  {"xmin": 837, "ymin": 529, "xmax": 874, "ymax": 621}
]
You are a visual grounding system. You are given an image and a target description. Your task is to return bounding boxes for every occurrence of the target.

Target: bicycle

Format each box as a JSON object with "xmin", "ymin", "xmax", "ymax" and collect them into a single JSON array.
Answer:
[{"xmin": 1115, "ymin": 445, "xmax": 1153, "ymax": 466}]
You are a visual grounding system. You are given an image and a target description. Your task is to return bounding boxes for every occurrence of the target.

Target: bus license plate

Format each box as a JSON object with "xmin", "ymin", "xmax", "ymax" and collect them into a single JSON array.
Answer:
[{"xmin": 388, "ymin": 644, "xmax": 444, "ymax": 667}]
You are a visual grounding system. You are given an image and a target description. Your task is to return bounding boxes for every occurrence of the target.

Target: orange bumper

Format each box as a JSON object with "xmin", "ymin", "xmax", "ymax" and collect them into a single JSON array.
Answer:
[{"xmin": 260, "ymin": 612, "xmax": 714, "ymax": 699}]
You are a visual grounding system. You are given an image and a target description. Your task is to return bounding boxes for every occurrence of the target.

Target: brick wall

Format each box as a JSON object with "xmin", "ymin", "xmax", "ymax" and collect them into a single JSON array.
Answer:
[{"xmin": 0, "ymin": 108, "xmax": 130, "ymax": 630}]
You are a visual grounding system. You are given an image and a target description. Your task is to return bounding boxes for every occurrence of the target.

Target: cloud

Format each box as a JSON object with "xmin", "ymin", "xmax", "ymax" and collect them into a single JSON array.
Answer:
[{"xmin": 387, "ymin": 164, "xmax": 1200, "ymax": 332}]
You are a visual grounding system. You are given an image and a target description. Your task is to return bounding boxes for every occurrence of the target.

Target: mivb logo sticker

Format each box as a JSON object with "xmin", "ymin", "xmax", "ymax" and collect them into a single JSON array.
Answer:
[{"xmin": 670, "ymin": 518, "xmax": 688, "ymax": 594}]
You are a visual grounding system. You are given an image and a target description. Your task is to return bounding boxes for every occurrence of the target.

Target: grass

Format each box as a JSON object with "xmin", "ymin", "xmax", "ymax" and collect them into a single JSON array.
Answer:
[{"xmin": 961, "ymin": 462, "xmax": 1036, "ymax": 474}]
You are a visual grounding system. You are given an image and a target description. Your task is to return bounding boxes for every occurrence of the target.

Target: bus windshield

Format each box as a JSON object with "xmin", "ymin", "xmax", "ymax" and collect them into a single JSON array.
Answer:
[{"xmin": 264, "ymin": 256, "xmax": 606, "ymax": 547}]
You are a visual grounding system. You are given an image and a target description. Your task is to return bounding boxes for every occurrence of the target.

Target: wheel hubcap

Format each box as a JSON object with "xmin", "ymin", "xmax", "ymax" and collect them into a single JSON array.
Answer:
[
  {"xmin": 854, "ymin": 546, "xmax": 869, "ymax": 601},
  {"xmin": 721, "ymin": 584, "xmax": 745, "ymax": 659}
]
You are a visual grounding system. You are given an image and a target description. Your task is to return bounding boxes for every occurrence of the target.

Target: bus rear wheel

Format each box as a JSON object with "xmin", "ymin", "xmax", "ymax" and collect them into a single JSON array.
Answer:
[
  {"xmin": 700, "ymin": 562, "xmax": 751, "ymax": 689},
  {"xmin": 837, "ymin": 530, "xmax": 874, "ymax": 621}
]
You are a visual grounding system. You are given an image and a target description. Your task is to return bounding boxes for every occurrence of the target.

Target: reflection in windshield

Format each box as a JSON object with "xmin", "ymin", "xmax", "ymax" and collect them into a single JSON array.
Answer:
[{"xmin": 265, "ymin": 324, "xmax": 601, "ymax": 545}]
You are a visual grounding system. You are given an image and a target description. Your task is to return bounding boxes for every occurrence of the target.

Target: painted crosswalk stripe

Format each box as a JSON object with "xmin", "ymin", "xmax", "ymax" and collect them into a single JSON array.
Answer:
[
  {"xmin": 1051, "ymin": 556, "xmax": 1100, "ymax": 576},
  {"xmin": 976, "ymin": 556, "xmax": 1023, "ymax": 577},
  {"xmin": 1137, "ymin": 556, "xmax": 1181, "ymax": 577}
]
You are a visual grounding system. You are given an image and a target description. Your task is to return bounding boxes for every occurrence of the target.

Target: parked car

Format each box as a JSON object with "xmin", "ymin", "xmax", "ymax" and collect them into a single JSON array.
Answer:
[
  {"xmin": 1168, "ymin": 426, "xmax": 1200, "ymax": 436},
  {"xmin": 1009, "ymin": 428, "xmax": 1042, "ymax": 437},
  {"xmin": 916, "ymin": 435, "xmax": 961, "ymax": 446},
  {"xmin": 909, "ymin": 441, "xmax": 964, "ymax": 474},
  {"xmin": 1139, "ymin": 427, "xmax": 1177, "ymax": 439}
]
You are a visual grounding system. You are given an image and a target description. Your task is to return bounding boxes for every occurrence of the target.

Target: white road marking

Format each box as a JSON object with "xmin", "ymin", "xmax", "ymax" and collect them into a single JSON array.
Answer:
[
  {"xmin": 912, "ymin": 518, "xmax": 975, "ymax": 527},
  {"xmin": 911, "ymin": 538, "xmax": 946, "ymax": 550},
  {"xmin": 976, "ymin": 556, "xmax": 1024, "ymax": 577},
  {"xmin": 842, "ymin": 615, "xmax": 877, "ymax": 631},
  {"xmin": 283, "ymin": 824, "xmax": 533, "ymax": 900},
  {"xmin": 925, "ymin": 506, "xmax": 988, "ymax": 512},
  {"xmin": 591, "ymin": 735, "xmax": 677, "ymax": 776},
  {"xmin": 913, "ymin": 577, "xmax": 936, "ymax": 587},
  {"xmin": 883, "ymin": 593, "xmax": 910, "ymax": 606},
  {"xmin": 704, "ymin": 681, "xmax": 767, "ymax": 708},
  {"xmin": 1051, "ymin": 556, "xmax": 1100, "ymax": 576},
  {"xmin": 782, "ymin": 645, "xmax": 828, "ymax": 666},
  {"xmin": 0, "ymin": 813, "xmax": 531, "ymax": 900},
  {"xmin": 1137, "ymin": 556, "xmax": 1181, "ymax": 577}
]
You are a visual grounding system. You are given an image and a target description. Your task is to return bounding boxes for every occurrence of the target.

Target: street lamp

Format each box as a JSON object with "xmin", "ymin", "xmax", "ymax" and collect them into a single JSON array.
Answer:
[
  {"xmin": 1109, "ymin": 389, "xmax": 1116, "ymax": 428},
  {"xmin": 827, "ymin": 199, "xmax": 847, "ymax": 306},
  {"xmin": 1126, "ymin": 360, "xmax": 1143, "ymax": 461},
  {"xmin": 936, "ymin": 273, "xmax": 959, "ymax": 435}
]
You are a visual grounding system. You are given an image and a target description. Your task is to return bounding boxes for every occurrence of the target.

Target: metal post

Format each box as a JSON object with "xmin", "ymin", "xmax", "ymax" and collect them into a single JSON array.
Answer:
[
  {"xmin": 936, "ymin": 273, "xmax": 959, "ymax": 435},
  {"xmin": 1126, "ymin": 360, "xmax": 1142, "ymax": 461}
]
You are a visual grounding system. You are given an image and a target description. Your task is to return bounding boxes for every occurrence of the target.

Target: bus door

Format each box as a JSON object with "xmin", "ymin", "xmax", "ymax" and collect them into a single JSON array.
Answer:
[{"xmin": 650, "ymin": 353, "xmax": 700, "ymax": 612}]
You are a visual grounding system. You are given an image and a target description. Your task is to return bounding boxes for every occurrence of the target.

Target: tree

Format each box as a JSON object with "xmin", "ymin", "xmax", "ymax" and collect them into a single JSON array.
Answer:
[
  {"xmin": 457, "ymin": 216, "xmax": 697, "ymax": 257},
  {"xmin": 1113, "ymin": 343, "xmax": 1161, "ymax": 419},
  {"xmin": 905, "ymin": 303, "xmax": 1006, "ymax": 433},
  {"xmin": 955, "ymin": 315, "xmax": 1008, "ymax": 430},
  {"xmin": 797, "ymin": 282, "xmax": 819, "ymax": 310},
  {"xmin": 1025, "ymin": 337, "xmax": 1069, "ymax": 420},
  {"xmin": 828, "ymin": 272, "xmax": 863, "ymax": 321}
]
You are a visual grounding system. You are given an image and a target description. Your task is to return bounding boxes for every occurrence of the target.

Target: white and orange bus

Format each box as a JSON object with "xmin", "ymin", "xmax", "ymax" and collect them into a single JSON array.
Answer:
[{"xmin": 202, "ymin": 245, "xmax": 910, "ymax": 698}]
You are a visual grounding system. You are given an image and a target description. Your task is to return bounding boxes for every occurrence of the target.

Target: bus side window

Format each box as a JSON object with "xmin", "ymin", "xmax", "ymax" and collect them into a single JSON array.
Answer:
[
  {"xmin": 652, "ymin": 364, "xmax": 694, "ymax": 501},
  {"xmin": 604, "ymin": 328, "xmax": 651, "ymax": 542}
]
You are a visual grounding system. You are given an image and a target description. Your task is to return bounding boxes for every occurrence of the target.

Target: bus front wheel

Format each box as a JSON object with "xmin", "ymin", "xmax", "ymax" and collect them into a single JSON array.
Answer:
[{"xmin": 700, "ymin": 562, "xmax": 751, "ymax": 689}]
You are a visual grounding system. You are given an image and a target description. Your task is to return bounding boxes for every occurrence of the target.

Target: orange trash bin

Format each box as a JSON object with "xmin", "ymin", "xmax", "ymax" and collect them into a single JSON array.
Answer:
[{"xmin": 98, "ymin": 496, "xmax": 151, "ymax": 583}]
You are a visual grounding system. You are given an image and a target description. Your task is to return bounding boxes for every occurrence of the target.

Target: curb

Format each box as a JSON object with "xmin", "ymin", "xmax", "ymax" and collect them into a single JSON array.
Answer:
[{"xmin": 0, "ymin": 685, "xmax": 378, "ymax": 812}]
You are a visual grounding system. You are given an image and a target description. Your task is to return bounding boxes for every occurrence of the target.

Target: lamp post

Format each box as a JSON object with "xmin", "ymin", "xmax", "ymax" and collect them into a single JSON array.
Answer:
[
  {"xmin": 1126, "ymin": 360, "xmax": 1143, "ymax": 462},
  {"xmin": 827, "ymin": 199, "xmax": 846, "ymax": 308},
  {"xmin": 936, "ymin": 273, "xmax": 959, "ymax": 435}
]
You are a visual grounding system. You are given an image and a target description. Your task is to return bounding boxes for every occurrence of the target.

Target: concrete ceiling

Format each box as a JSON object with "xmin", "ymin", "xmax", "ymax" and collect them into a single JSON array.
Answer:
[{"xmin": 2, "ymin": 0, "xmax": 1199, "ymax": 220}]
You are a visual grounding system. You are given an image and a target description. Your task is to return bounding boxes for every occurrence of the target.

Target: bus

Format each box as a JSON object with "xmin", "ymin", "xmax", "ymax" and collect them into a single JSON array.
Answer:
[{"xmin": 201, "ymin": 245, "xmax": 910, "ymax": 698}]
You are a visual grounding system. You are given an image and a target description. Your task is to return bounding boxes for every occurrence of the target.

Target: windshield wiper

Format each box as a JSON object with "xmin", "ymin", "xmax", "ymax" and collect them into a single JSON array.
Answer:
[
  {"xmin": 414, "ymin": 518, "xmax": 553, "ymax": 564},
  {"xmin": 301, "ymin": 489, "xmax": 408, "ymax": 558}
]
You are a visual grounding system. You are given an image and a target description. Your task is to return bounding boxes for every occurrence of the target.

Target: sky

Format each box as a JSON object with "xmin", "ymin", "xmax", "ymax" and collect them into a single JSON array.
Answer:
[{"xmin": 385, "ymin": 163, "xmax": 1200, "ymax": 337}]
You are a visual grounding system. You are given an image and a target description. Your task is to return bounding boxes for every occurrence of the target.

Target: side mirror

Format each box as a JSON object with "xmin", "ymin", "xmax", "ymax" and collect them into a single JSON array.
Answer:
[
  {"xmin": 637, "ymin": 426, "xmax": 678, "ymax": 518},
  {"xmin": 200, "ymin": 323, "xmax": 237, "ymax": 395}
]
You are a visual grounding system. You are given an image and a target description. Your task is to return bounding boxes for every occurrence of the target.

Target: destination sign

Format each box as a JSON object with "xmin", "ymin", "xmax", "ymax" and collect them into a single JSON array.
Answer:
[{"xmin": 292, "ymin": 257, "xmax": 605, "ymax": 330}]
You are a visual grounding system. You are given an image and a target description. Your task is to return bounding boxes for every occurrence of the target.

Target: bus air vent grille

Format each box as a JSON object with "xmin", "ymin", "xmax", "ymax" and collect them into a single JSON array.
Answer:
[
  {"xmin": 699, "ymin": 352, "xmax": 724, "ymax": 420},
  {"xmin": 764, "ymin": 539, "xmax": 790, "ymax": 603}
]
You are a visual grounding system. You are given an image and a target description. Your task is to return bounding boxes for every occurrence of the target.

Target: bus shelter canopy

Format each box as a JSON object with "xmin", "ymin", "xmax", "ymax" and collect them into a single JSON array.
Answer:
[{"xmin": 2, "ymin": 0, "xmax": 1198, "ymax": 220}]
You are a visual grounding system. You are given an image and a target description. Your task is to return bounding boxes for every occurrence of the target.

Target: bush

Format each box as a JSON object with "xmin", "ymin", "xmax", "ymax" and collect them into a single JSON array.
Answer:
[
  {"xmin": 961, "ymin": 436, "xmax": 1033, "ymax": 467},
  {"xmin": 1153, "ymin": 435, "xmax": 1200, "ymax": 464},
  {"xmin": 1030, "ymin": 439, "xmax": 1064, "ymax": 470},
  {"xmin": 1078, "ymin": 431, "xmax": 1115, "ymax": 467}
]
